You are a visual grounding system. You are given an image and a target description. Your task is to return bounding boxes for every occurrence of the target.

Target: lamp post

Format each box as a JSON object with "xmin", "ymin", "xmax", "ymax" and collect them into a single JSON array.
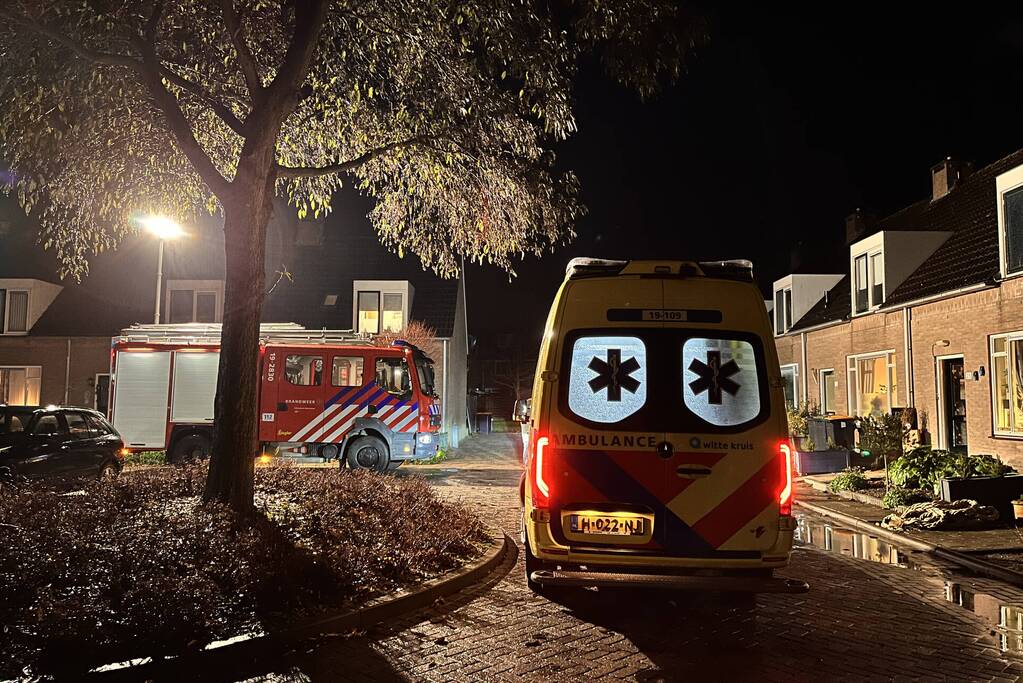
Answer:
[{"xmin": 140, "ymin": 216, "xmax": 185, "ymax": 324}]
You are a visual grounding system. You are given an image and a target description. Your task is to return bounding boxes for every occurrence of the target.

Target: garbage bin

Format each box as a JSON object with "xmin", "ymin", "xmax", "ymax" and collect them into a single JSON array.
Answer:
[{"xmin": 476, "ymin": 412, "xmax": 493, "ymax": 434}]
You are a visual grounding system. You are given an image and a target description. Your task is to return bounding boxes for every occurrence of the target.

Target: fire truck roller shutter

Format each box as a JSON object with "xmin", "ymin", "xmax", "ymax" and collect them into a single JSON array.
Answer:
[
  {"xmin": 171, "ymin": 351, "xmax": 219, "ymax": 423},
  {"xmin": 111, "ymin": 350, "xmax": 172, "ymax": 448}
]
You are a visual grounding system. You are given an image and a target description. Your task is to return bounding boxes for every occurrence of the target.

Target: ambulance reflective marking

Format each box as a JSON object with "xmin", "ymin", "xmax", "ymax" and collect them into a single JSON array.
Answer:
[
  {"xmin": 690, "ymin": 457, "xmax": 778, "ymax": 547},
  {"xmin": 664, "ymin": 449, "xmax": 775, "ymax": 527}
]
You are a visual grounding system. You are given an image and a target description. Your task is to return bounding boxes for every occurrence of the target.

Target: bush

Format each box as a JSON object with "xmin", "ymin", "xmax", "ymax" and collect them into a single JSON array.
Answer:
[
  {"xmin": 882, "ymin": 487, "xmax": 933, "ymax": 510},
  {"xmin": 828, "ymin": 468, "xmax": 870, "ymax": 493},
  {"xmin": 858, "ymin": 413, "xmax": 905, "ymax": 464},
  {"xmin": 123, "ymin": 450, "xmax": 166, "ymax": 466},
  {"xmin": 890, "ymin": 448, "xmax": 1016, "ymax": 491},
  {"xmin": 786, "ymin": 401, "xmax": 820, "ymax": 438},
  {"xmin": 0, "ymin": 465, "xmax": 485, "ymax": 677},
  {"xmin": 407, "ymin": 448, "xmax": 447, "ymax": 465}
]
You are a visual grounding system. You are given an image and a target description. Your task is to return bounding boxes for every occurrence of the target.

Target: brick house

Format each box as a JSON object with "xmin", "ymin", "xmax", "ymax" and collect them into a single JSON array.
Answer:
[
  {"xmin": 0, "ymin": 197, "xmax": 470, "ymax": 441},
  {"xmin": 772, "ymin": 149, "xmax": 1023, "ymax": 468}
]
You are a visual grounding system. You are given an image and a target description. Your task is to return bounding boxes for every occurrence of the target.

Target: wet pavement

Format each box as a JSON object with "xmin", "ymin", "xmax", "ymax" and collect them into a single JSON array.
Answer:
[{"xmin": 219, "ymin": 434, "xmax": 1023, "ymax": 681}]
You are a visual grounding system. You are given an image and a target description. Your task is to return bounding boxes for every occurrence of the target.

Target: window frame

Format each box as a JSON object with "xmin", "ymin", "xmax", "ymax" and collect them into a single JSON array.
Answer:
[
  {"xmin": 780, "ymin": 363, "xmax": 799, "ymax": 409},
  {"xmin": 356, "ymin": 290, "xmax": 382, "ymax": 335},
  {"xmin": 165, "ymin": 280, "xmax": 223, "ymax": 323},
  {"xmin": 819, "ymin": 367, "xmax": 837, "ymax": 415},
  {"xmin": 997, "ymin": 165, "xmax": 1023, "ymax": 279},
  {"xmin": 284, "ymin": 354, "xmax": 324, "ymax": 387},
  {"xmin": 852, "ymin": 250, "xmax": 884, "ymax": 315},
  {"xmin": 846, "ymin": 350, "xmax": 898, "ymax": 417},
  {"xmin": 773, "ymin": 286, "xmax": 793, "ymax": 335},
  {"xmin": 0, "ymin": 288, "xmax": 30, "ymax": 335},
  {"xmin": 0, "ymin": 365, "xmax": 42, "ymax": 406},
  {"xmin": 331, "ymin": 355, "xmax": 366, "ymax": 388},
  {"xmin": 990, "ymin": 331, "xmax": 1023, "ymax": 438}
]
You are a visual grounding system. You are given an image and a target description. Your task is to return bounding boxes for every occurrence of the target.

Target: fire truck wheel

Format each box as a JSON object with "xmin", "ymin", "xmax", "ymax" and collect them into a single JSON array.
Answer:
[
  {"xmin": 345, "ymin": 435, "xmax": 390, "ymax": 474},
  {"xmin": 169, "ymin": 433, "xmax": 211, "ymax": 465}
]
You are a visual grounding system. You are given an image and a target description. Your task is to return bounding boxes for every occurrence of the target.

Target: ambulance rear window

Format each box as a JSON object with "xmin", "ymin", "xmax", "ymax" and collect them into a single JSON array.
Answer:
[{"xmin": 559, "ymin": 329, "xmax": 769, "ymax": 433}]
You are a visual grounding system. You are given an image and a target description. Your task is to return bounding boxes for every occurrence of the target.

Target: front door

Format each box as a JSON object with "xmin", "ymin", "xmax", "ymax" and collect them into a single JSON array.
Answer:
[{"xmin": 941, "ymin": 357, "xmax": 967, "ymax": 450}]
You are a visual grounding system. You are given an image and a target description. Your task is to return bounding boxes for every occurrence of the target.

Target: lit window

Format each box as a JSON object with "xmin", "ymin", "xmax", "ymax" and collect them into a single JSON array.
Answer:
[
  {"xmin": 382, "ymin": 293, "xmax": 403, "ymax": 332},
  {"xmin": 847, "ymin": 352, "xmax": 898, "ymax": 417},
  {"xmin": 0, "ymin": 366, "xmax": 41, "ymax": 405},
  {"xmin": 332, "ymin": 356, "xmax": 365, "ymax": 387},
  {"xmin": 820, "ymin": 368, "xmax": 837, "ymax": 414},
  {"xmin": 0, "ymin": 289, "xmax": 28, "ymax": 333},
  {"xmin": 780, "ymin": 364, "xmax": 799, "ymax": 409},
  {"xmin": 992, "ymin": 333, "xmax": 1023, "ymax": 435},
  {"xmin": 1004, "ymin": 186, "xmax": 1023, "ymax": 276},
  {"xmin": 285, "ymin": 355, "xmax": 323, "ymax": 386},
  {"xmin": 357, "ymin": 291, "xmax": 380, "ymax": 334}
]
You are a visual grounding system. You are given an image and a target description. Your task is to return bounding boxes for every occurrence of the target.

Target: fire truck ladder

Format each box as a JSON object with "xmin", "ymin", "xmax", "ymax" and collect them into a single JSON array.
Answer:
[{"xmin": 116, "ymin": 323, "xmax": 375, "ymax": 346}]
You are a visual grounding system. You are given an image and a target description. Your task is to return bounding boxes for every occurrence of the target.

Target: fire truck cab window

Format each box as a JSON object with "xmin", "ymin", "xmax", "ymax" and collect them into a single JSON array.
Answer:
[
  {"xmin": 376, "ymin": 357, "xmax": 411, "ymax": 395},
  {"xmin": 332, "ymin": 356, "xmax": 365, "ymax": 387},
  {"xmin": 286, "ymin": 355, "xmax": 323, "ymax": 386}
]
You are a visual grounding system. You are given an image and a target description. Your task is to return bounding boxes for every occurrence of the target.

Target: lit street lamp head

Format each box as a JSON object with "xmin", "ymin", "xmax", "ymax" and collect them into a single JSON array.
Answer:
[{"xmin": 140, "ymin": 215, "xmax": 185, "ymax": 241}]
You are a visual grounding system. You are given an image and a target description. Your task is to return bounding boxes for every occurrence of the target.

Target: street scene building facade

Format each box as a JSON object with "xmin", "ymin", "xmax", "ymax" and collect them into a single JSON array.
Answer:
[
  {"xmin": 0, "ymin": 198, "xmax": 470, "ymax": 443},
  {"xmin": 773, "ymin": 149, "xmax": 1023, "ymax": 468}
]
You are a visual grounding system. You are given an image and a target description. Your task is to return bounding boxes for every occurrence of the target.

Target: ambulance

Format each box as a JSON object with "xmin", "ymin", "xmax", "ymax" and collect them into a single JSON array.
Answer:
[{"xmin": 519, "ymin": 259, "xmax": 808, "ymax": 595}]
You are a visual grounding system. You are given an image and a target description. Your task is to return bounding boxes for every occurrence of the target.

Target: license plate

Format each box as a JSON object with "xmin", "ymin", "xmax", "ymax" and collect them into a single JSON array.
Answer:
[{"xmin": 570, "ymin": 515, "xmax": 645, "ymax": 536}]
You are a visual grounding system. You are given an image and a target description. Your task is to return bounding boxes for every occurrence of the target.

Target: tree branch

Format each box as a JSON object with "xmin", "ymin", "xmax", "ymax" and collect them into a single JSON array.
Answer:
[
  {"xmin": 263, "ymin": 0, "xmax": 328, "ymax": 112},
  {"xmin": 0, "ymin": 8, "xmax": 140, "ymax": 69},
  {"xmin": 276, "ymin": 136, "xmax": 430, "ymax": 178},
  {"xmin": 158, "ymin": 65, "xmax": 247, "ymax": 136},
  {"xmin": 218, "ymin": 0, "xmax": 263, "ymax": 97}
]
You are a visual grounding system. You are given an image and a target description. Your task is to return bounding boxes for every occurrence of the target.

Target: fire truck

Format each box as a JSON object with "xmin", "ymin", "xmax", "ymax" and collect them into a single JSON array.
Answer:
[{"xmin": 108, "ymin": 323, "xmax": 441, "ymax": 470}]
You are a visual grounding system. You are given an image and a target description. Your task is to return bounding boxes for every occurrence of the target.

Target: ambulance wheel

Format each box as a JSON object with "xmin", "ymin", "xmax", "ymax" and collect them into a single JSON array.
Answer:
[
  {"xmin": 346, "ymin": 435, "xmax": 390, "ymax": 474},
  {"xmin": 169, "ymin": 433, "xmax": 211, "ymax": 465}
]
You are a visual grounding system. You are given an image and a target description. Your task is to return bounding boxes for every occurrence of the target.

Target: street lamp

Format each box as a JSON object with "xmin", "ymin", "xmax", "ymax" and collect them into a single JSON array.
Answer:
[{"xmin": 140, "ymin": 215, "xmax": 185, "ymax": 324}]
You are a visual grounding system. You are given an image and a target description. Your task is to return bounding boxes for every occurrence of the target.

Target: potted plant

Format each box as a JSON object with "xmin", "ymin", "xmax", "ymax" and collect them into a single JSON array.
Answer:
[
  {"xmin": 939, "ymin": 452, "xmax": 1022, "ymax": 521},
  {"xmin": 856, "ymin": 413, "xmax": 904, "ymax": 477}
]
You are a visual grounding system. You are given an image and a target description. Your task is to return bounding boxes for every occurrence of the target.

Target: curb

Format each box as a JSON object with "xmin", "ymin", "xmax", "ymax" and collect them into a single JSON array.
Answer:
[
  {"xmin": 794, "ymin": 498, "xmax": 1023, "ymax": 589},
  {"xmin": 88, "ymin": 527, "xmax": 514, "ymax": 680}
]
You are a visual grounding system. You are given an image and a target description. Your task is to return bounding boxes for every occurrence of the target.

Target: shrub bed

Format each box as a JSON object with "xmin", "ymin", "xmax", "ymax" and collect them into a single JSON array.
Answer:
[
  {"xmin": 827, "ymin": 468, "xmax": 870, "ymax": 494},
  {"xmin": 0, "ymin": 465, "xmax": 486, "ymax": 677}
]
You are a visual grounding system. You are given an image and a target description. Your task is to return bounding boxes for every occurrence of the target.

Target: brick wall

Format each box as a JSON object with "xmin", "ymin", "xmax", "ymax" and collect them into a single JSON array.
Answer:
[{"xmin": 0, "ymin": 336, "xmax": 110, "ymax": 408}]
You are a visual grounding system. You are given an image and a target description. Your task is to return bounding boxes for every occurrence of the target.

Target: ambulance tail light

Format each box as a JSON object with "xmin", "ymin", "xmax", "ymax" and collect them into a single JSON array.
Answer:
[
  {"xmin": 779, "ymin": 441, "xmax": 793, "ymax": 516},
  {"xmin": 531, "ymin": 435, "xmax": 552, "ymax": 510}
]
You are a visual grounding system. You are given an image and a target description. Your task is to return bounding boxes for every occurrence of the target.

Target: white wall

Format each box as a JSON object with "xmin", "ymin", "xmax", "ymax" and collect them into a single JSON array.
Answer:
[{"xmin": 772, "ymin": 273, "xmax": 844, "ymax": 331}]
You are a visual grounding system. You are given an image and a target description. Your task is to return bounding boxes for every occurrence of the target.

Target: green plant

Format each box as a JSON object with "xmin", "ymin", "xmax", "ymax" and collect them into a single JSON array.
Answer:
[
  {"xmin": 964, "ymin": 453, "xmax": 1013, "ymax": 479},
  {"xmin": 858, "ymin": 413, "xmax": 905, "ymax": 459},
  {"xmin": 786, "ymin": 402, "xmax": 820, "ymax": 438},
  {"xmin": 408, "ymin": 449, "xmax": 447, "ymax": 466},
  {"xmin": 828, "ymin": 468, "xmax": 870, "ymax": 493},
  {"xmin": 123, "ymin": 450, "xmax": 166, "ymax": 466},
  {"xmin": 882, "ymin": 487, "xmax": 932, "ymax": 510},
  {"xmin": 889, "ymin": 447, "xmax": 954, "ymax": 490}
]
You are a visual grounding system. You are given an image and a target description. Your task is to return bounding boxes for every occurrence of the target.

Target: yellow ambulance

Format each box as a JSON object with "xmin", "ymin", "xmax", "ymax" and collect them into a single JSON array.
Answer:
[{"xmin": 519, "ymin": 258, "xmax": 808, "ymax": 595}]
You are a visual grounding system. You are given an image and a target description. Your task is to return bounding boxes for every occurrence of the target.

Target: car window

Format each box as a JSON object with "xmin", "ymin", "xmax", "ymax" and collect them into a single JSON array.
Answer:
[
  {"xmin": 84, "ymin": 413, "xmax": 112, "ymax": 435},
  {"xmin": 375, "ymin": 357, "xmax": 411, "ymax": 395},
  {"xmin": 65, "ymin": 412, "xmax": 92, "ymax": 438},
  {"xmin": 31, "ymin": 414, "xmax": 64, "ymax": 436},
  {"xmin": 286, "ymin": 355, "xmax": 323, "ymax": 386},
  {"xmin": 682, "ymin": 337, "xmax": 762, "ymax": 427},
  {"xmin": 567, "ymin": 335, "xmax": 648, "ymax": 424},
  {"xmin": 1, "ymin": 411, "xmax": 29, "ymax": 434}
]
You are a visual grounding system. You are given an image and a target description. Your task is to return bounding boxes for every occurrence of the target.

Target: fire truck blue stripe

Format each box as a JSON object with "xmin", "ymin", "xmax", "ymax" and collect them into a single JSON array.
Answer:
[{"xmin": 341, "ymin": 383, "xmax": 376, "ymax": 407}]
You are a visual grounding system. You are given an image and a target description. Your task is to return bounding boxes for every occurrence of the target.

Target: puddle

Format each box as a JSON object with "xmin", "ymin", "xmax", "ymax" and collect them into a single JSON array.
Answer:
[{"xmin": 797, "ymin": 514, "xmax": 1023, "ymax": 654}]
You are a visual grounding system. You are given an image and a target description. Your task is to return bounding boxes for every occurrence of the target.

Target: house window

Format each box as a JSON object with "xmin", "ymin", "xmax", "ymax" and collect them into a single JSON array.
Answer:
[
  {"xmin": 774, "ymin": 287, "xmax": 792, "ymax": 335},
  {"xmin": 332, "ymin": 356, "xmax": 365, "ymax": 387},
  {"xmin": 0, "ymin": 289, "xmax": 29, "ymax": 333},
  {"xmin": 847, "ymin": 352, "xmax": 898, "ymax": 417},
  {"xmin": 820, "ymin": 368, "xmax": 837, "ymax": 414},
  {"xmin": 168, "ymin": 288, "xmax": 219, "ymax": 323},
  {"xmin": 853, "ymin": 251, "xmax": 884, "ymax": 313},
  {"xmin": 0, "ymin": 366, "xmax": 41, "ymax": 405},
  {"xmin": 1004, "ymin": 186, "xmax": 1023, "ymax": 276},
  {"xmin": 991, "ymin": 333, "xmax": 1023, "ymax": 435},
  {"xmin": 780, "ymin": 364, "xmax": 799, "ymax": 409},
  {"xmin": 382, "ymin": 293, "xmax": 403, "ymax": 332},
  {"xmin": 357, "ymin": 291, "xmax": 380, "ymax": 334}
]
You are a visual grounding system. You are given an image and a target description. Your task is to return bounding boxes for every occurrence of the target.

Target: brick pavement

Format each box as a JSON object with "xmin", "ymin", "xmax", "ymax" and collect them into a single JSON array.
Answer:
[{"xmin": 241, "ymin": 433, "xmax": 1023, "ymax": 682}]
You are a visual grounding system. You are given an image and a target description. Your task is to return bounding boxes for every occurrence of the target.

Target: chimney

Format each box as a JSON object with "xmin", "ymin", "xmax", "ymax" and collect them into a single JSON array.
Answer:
[
  {"xmin": 931, "ymin": 157, "xmax": 973, "ymax": 201},
  {"xmin": 845, "ymin": 208, "xmax": 874, "ymax": 246}
]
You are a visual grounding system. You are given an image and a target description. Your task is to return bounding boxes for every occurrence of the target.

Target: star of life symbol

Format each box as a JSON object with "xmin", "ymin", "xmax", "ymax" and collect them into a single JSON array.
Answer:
[
  {"xmin": 687, "ymin": 351, "xmax": 741, "ymax": 405},
  {"xmin": 588, "ymin": 348, "xmax": 641, "ymax": 402}
]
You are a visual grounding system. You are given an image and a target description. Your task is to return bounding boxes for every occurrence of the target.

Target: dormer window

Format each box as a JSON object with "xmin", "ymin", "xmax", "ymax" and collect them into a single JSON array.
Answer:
[
  {"xmin": 1000, "ymin": 179, "xmax": 1023, "ymax": 277},
  {"xmin": 353, "ymin": 280, "xmax": 413, "ymax": 335},
  {"xmin": 165, "ymin": 280, "xmax": 224, "ymax": 323},
  {"xmin": 0, "ymin": 289, "xmax": 28, "ymax": 334},
  {"xmin": 852, "ymin": 249, "xmax": 883, "ymax": 314},
  {"xmin": 774, "ymin": 287, "xmax": 792, "ymax": 335}
]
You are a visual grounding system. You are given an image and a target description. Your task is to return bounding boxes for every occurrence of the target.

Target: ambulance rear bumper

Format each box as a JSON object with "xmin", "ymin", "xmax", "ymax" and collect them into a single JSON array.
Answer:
[{"xmin": 529, "ymin": 569, "xmax": 809, "ymax": 593}]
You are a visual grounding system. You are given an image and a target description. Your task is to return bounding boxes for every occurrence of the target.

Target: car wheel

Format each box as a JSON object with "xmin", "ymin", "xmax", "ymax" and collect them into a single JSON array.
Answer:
[
  {"xmin": 345, "ymin": 435, "xmax": 390, "ymax": 474},
  {"xmin": 169, "ymin": 433, "xmax": 211, "ymax": 465},
  {"xmin": 98, "ymin": 460, "xmax": 119, "ymax": 482}
]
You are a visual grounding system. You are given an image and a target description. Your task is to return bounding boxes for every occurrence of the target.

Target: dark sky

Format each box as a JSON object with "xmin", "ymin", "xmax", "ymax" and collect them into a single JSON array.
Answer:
[{"xmin": 466, "ymin": 3, "xmax": 1023, "ymax": 346}]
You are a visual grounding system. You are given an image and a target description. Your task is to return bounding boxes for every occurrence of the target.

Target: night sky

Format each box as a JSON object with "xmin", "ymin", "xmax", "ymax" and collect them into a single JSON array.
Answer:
[{"xmin": 466, "ymin": 3, "xmax": 1023, "ymax": 347}]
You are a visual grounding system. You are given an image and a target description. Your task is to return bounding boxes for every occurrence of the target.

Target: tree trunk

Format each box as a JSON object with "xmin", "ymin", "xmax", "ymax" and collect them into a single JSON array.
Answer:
[{"xmin": 203, "ymin": 165, "xmax": 275, "ymax": 515}]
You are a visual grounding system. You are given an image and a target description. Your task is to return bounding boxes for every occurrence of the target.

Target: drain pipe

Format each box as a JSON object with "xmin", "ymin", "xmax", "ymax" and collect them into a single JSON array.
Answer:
[
  {"xmin": 903, "ymin": 308, "xmax": 915, "ymax": 408},
  {"xmin": 63, "ymin": 338, "xmax": 72, "ymax": 405},
  {"xmin": 800, "ymin": 332, "xmax": 809, "ymax": 404}
]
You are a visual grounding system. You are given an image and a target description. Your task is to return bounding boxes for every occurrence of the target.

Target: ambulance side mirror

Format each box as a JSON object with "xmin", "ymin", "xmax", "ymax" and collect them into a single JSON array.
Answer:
[{"xmin": 512, "ymin": 399, "xmax": 531, "ymax": 423}]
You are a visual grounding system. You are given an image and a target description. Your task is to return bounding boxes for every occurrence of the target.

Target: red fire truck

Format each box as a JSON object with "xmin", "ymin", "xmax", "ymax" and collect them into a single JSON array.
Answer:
[{"xmin": 108, "ymin": 323, "xmax": 441, "ymax": 470}]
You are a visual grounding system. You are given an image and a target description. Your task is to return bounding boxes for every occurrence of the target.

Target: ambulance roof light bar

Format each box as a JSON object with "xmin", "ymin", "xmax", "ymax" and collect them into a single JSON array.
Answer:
[{"xmin": 565, "ymin": 257, "xmax": 753, "ymax": 283}]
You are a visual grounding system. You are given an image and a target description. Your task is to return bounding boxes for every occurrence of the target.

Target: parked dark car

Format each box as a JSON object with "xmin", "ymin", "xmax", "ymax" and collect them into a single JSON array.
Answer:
[{"xmin": 0, "ymin": 406, "xmax": 125, "ymax": 482}]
